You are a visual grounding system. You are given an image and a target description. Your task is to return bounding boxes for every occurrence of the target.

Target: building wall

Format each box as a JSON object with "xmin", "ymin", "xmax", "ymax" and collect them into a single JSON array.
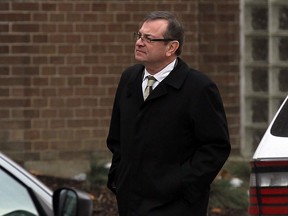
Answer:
[{"xmin": 0, "ymin": 0, "xmax": 240, "ymax": 177}]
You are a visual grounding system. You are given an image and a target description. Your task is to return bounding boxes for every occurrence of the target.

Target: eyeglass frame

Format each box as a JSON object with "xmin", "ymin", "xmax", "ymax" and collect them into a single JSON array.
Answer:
[{"xmin": 133, "ymin": 32, "xmax": 176, "ymax": 43}]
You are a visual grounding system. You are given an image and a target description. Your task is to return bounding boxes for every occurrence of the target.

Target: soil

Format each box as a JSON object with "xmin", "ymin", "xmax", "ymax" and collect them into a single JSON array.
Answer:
[{"xmin": 37, "ymin": 175, "xmax": 247, "ymax": 216}]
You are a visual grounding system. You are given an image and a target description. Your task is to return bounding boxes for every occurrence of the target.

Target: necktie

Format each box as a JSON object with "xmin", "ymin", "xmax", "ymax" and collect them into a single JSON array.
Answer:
[{"xmin": 144, "ymin": 76, "xmax": 156, "ymax": 100}]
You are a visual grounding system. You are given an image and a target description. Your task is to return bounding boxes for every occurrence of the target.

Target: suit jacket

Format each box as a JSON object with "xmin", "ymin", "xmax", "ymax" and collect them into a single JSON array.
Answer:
[{"xmin": 107, "ymin": 58, "xmax": 231, "ymax": 216}]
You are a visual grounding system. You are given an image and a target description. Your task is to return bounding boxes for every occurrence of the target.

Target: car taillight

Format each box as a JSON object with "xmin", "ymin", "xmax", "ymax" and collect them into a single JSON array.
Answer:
[{"xmin": 249, "ymin": 160, "xmax": 288, "ymax": 215}]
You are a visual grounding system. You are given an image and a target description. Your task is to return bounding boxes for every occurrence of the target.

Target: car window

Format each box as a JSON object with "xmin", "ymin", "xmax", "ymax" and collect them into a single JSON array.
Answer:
[
  {"xmin": 0, "ymin": 168, "xmax": 39, "ymax": 216},
  {"xmin": 270, "ymin": 99, "xmax": 288, "ymax": 137}
]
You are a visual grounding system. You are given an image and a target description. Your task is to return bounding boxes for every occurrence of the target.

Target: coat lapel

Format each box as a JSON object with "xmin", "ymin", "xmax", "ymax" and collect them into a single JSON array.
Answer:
[
  {"xmin": 126, "ymin": 65, "xmax": 144, "ymax": 103},
  {"xmin": 126, "ymin": 58, "xmax": 190, "ymax": 102},
  {"xmin": 147, "ymin": 58, "xmax": 190, "ymax": 101}
]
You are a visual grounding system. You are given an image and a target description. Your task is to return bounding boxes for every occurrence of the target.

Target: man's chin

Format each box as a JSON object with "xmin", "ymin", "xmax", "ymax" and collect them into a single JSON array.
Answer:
[{"xmin": 134, "ymin": 56, "xmax": 145, "ymax": 63}]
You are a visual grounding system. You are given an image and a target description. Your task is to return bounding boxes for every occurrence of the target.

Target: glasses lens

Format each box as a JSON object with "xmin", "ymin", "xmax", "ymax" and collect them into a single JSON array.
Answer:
[
  {"xmin": 134, "ymin": 32, "xmax": 140, "ymax": 41},
  {"xmin": 133, "ymin": 32, "xmax": 153, "ymax": 43}
]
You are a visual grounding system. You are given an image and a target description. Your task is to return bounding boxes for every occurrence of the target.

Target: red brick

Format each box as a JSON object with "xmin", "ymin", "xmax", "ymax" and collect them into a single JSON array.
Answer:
[
  {"xmin": 68, "ymin": 77, "xmax": 82, "ymax": 86},
  {"xmin": 12, "ymin": 45, "xmax": 39, "ymax": 54},
  {"xmin": 41, "ymin": 24, "xmax": 57, "ymax": 32},
  {"xmin": 12, "ymin": 24, "xmax": 39, "ymax": 32},
  {"xmin": 0, "ymin": 99, "xmax": 30, "ymax": 107},
  {"xmin": 58, "ymin": 3, "xmax": 73, "ymax": 11},
  {"xmin": 67, "ymin": 56, "xmax": 82, "ymax": 64},
  {"xmin": 0, "ymin": 110, "xmax": 9, "ymax": 118},
  {"xmin": 83, "ymin": 98, "xmax": 98, "ymax": 107},
  {"xmin": 0, "ymin": 13, "xmax": 30, "ymax": 21},
  {"xmin": 49, "ymin": 13, "xmax": 65, "ymax": 22},
  {"xmin": 75, "ymin": 88, "xmax": 90, "ymax": 96},
  {"xmin": 0, "ymin": 77, "xmax": 31, "ymax": 86},
  {"xmin": 0, "ymin": 24, "xmax": 9, "ymax": 32},
  {"xmin": 24, "ymin": 130, "xmax": 40, "ymax": 140},
  {"xmin": 49, "ymin": 56, "xmax": 65, "ymax": 64},
  {"xmin": 84, "ymin": 76, "xmax": 99, "ymax": 85},
  {"xmin": 74, "ymin": 129, "xmax": 90, "ymax": 139},
  {"xmin": 32, "ymin": 35, "xmax": 48, "ymax": 43},
  {"xmin": 33, "ymin": 78, "xmax": 49, "ymax": 86},
  {"xmin": 11, "ymin": 109, "xmax": 39, "ymax": 118},
  {"xmin": 51, "ymin": 77, "xmax": 66, "ymax": 86},
  {"xmin": 0, "ymin": 2, "xmax": 9, "ymax": 10},
  {"xmin": 11, "ymin": 88, "xmax": 40, "ymax": 97},
  {"xmin": 0, "ymin": 35, "xmax": 30, "ymax": 43},
  {"xmin": 49, "ymin": 34, "xmax": 65, "ymax": 43},
  {"xmin": 50, "ymin": 98, "xmax": 65, "ymax": 107},
  {"xmin": 199, "ymin": 2, "xmax": 215, "ymax": 12},
  {"xmin": 41, "ymin": 88, "xmax": 57, "ymax": 97},
  {"xmin": 58, "ymin": 24, "xmax": 73, "ymax": 32},
  {"xmin": 41, "ymin": 67, "xmax": 56, "ymax": 75},
  {"xmin": 92, "ymin": 3, "xmax": 107, "ymax": 11},
  {"xmin": 41, "ymin": 3, "xmax": 57, "ymax": 11},
  {"xmin": 50, "ymin": 120, "xmax": 65, "ymax": 128},
  {"xmin": 66, "ymin": 98, "xmax": 81, "ymax": 107},
  {"xmin": 84, "ymin": 55, "xmax": 99, "ymax": 64},
  {"xmin": 66, "ymin": 35, "xmax": 81, "ymax": 43},
  {"xmin": 41, "ymin": 109, "xmax": 57, "ymax": 118},
  {"xmin": 32, "ymin": 13, "xmax": 48, "ymax": 22},
  {"xmin": 58, "ymin": 67, "xmax": 74, "ymax": 75},
  {"xmin": 67, "ymin": 13, "xmax": 81, "ymax": 22},
  {"xmin": 12, "ymin": 2, "xmax": 39, "ymax": 11},
  {"xmin": 40, "ymin": 45, "xmax": 56, "ymax": 54},
  {"xmin": 32, "ymin": 99, "xmax": 47, "ymax": 108},
  {"xmin": 59, "ymin": 109, "xmax": 73, "ymax": 117},
  {"xmin": 42, "ymin": 130, "xmax": 58, "ymax": 139},
  {"xmin": 75, "ymin": 24, "xmax": 91, "ymax": 32},
  {"xmin": 58, "ymin": 88, "xmax": 74, "ymax": 97},
  {"xmin": 32, "ymin": 56, "xmax": 48, "ymax": 65},
  {"xmin": 0, "ymin": 88, "xmax": 9, "ymax": 96},
  {"xmin": 116, "ymin": 13, "xmax": 130, "ymax": 22},
  {"xmin": 10, "ymin": 65, "xmax": 39, "ymax": 75},
  {"xmin": 74, "ymin": 45, "xmax": 89, "ymax": 54},
  {"xmin": 75, "ymin": 3, "xmax": 91, "ymax": 11},
  {"xmin": 83, "ymin": 13, "xmax": 98, "ymax": 22},
  {"xmin": 0, "ymin": 46, "xmax": 9, "ymax": 54}
]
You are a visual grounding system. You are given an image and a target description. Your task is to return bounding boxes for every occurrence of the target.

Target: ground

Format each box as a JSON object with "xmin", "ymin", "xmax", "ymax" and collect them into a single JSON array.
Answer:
[{"xmin": 37, "ymin": 175, "xmax": 247, "ymax": 216}]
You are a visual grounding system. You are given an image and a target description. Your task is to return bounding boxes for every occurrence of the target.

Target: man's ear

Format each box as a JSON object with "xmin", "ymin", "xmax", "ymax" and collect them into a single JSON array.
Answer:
[{"xmin": 166, "ymin": 41, "xmax": 179, "ymax": 56}]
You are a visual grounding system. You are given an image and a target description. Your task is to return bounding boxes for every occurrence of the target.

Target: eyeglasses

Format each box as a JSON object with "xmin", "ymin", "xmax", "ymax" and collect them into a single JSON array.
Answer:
[{"xmin": 133, "ymin": 32, "xmax": 176, "ymax": 43}]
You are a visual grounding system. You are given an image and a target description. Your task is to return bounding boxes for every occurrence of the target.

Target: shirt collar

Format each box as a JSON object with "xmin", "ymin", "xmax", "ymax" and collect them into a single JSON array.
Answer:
[{"xmin": 143, "ymin": 59, "xmax": 177, "ymax": 82}]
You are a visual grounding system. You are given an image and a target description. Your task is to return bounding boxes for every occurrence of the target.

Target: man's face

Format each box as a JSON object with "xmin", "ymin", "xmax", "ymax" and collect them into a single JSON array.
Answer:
[{"xmin": 134, "ymin": 19, "xmax": 170, "ymax": 68}]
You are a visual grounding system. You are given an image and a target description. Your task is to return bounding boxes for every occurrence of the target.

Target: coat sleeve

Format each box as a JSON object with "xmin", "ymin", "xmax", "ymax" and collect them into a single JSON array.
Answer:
[
  {"xmin": 106, "ymin": 68, "xmax": 135, "ymax": 194},
  {"xmin": 106, "ymin": 95, "xmax": 120, "ymax": 194},
  {"xmin": 182, "ymin": 80, "xmax": 231, "ymax": 203},
  {"xmin": 106, "ymin": 74, "xmax": 125, "ymax": 194}
]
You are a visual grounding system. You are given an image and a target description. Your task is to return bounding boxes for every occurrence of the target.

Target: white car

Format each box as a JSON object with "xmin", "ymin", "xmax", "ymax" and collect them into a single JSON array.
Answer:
[
  {"xmin": 249, "ymin": 95, "xmax": 288, "ymax": 215},
  {"xmin": 0, "ymin": 152, "xmax": 93, "ymax": 216}
]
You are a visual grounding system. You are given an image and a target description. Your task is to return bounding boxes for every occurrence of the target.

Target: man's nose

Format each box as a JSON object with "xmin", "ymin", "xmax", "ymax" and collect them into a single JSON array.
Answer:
[{"xmin": 135, "ymin": 38, "xmax": 145, "ymax": 46}]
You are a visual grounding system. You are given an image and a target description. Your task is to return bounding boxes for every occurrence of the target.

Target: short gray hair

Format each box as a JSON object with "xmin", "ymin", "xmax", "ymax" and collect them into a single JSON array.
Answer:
[{"xmin": 142, "ymin": 11, "xmax": 184, "ymax": 56}]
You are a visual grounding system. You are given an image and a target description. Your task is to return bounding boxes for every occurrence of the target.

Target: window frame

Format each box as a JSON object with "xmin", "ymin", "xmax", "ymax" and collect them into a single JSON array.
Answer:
[{"xmin": 240, "ymin": 0, "xmax": 288, "ymax": 157}]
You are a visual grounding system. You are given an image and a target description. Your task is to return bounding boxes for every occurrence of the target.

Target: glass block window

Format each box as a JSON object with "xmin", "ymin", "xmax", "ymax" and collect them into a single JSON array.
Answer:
[{"xmin": 241, "ymin": 0, "xmax": 288, "ymax": 157}]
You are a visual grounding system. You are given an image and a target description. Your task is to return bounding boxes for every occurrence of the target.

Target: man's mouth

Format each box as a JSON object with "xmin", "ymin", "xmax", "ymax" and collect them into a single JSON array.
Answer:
[{"xmin": 135, "ymin": 49, "xmax": 145, "ymax": 54}]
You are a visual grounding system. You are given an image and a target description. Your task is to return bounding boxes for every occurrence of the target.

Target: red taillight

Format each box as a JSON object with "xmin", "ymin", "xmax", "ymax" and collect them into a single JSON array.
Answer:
[{"xmin": 249, "ymin": 160, "xmax": 288, "ymax": 215}]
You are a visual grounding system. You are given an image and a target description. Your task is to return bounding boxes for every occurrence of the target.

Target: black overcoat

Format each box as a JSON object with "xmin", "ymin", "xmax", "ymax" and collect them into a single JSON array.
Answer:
[{"xmin": 107, "ymin": 58, "xmax": 231, "ymax": 216}]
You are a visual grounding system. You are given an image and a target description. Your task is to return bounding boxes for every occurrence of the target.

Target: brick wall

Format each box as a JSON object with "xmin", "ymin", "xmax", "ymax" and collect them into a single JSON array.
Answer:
[{"xmin": 0, "ymin": 0, "xmax": 240, "ymax": 177}]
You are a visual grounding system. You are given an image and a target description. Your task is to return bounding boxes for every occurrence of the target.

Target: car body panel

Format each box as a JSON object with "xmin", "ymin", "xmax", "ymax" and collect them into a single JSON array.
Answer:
[
  {"xmin": 0, "ymin": 152, "xmax": 93, "ymax": 216},
  {"xmin": 0, "ymin": 153, "xmax": 53, "ymax": 204},
  {"xmin": 253, "ymin": 96, "xmax": 288, "ymax": 159},
  {"xmin": 249, "ymin": 96, "xmax": 288, "ymax": 215}
]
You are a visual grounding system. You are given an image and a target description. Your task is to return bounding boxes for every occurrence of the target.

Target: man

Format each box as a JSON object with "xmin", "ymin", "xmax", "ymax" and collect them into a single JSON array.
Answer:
[{"xmin": 107, "ymin": 11, "xmax": 230, "ymax": 216}]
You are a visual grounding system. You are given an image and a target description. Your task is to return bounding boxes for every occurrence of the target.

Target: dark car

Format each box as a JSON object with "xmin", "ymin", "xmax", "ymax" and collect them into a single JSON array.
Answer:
[
  {"xmin": 0, "ymin": 152, "xmax": 93, "ymax": 216},
  {"xmin": 249, "ymin": 96, "xmax": 288, "ymax": 215}
]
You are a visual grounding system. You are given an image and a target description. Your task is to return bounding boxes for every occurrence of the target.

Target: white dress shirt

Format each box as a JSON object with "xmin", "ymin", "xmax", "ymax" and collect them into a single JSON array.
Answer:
[{"xmin": 142, "ymin": 59, "xmax": 177, "ymax": 97}]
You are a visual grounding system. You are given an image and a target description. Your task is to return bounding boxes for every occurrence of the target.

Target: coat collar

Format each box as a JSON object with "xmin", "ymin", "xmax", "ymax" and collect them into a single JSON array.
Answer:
[
  {"xmin": 162, "ymin": 58, "xmax": 190, "ymax": 90},
  {"xmin": 127, "ymin": 58, "xmax": 190, "ymax": 102}
]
